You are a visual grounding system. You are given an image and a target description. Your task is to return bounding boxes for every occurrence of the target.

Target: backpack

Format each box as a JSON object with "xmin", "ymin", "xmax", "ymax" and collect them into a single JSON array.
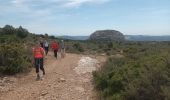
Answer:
[{"xmin": 44, "ymin": 42, "xmax": 49, "ymax": 47}]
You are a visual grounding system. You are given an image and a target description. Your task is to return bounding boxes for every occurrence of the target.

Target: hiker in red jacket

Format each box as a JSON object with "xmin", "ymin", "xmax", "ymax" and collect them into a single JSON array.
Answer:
[
  {"xmin": 51, "ymin": 40, "xmax": 59, "ymax": 58},
  {"xmin": 32, "ymin": 42, "xmax": 45, "ymax": 80}
]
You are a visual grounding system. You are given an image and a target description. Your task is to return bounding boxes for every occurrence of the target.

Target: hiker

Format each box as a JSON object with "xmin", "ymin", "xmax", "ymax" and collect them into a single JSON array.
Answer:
[
  {"xmin": 51, "ymin": 40, "xmax": 59, "ymax": 58},
  {"xmin": 40, "ymin": 40, "xmax": 44, "ymax": 48},
  {"xmin": 32, "ymin": 42, "xmax": 45, "ymax": 80},
  {"xmin": 60, "ymin": 40, "xmax": 65, "ymax": 58},
  {"xmin": 44, "ymin": 40, "xmax": 49, "ymax": 55}
]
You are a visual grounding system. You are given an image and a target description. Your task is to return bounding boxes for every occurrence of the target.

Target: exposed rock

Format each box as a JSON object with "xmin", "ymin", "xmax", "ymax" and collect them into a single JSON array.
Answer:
[
  {"xmin": 75, "ymin": 87, "xmax": 85, "ymax": 93},
  {"xmin": 89, "ymin": 30, "xmax": 125, "ymax": 41},
  {"xmin": 58, "ymin": 78, "xmax": 66, "ymax": 82},
  {"xmin": 74, "ymin": 57, "xmax": 99, "ymax": 74},
  {"xmin": 3, "ymin": 77, "xmax": 16, "ymax": 83},
  {"xmin": 41, "ymin": 91, "xmax": 48, "ymax": 96}
]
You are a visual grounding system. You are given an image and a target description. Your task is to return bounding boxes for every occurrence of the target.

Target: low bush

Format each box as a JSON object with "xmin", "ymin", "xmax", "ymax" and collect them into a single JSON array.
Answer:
[
  {"xmin": 73, "ymin": 43, "xmax": 84, "ymax": 52},
  {"xmin": 93, "ymin": 43, "xmax": 170, "ymax": 100},
  {"xmin": 0, "ymin": 43, "xmax": 31, "ymax": 75}
]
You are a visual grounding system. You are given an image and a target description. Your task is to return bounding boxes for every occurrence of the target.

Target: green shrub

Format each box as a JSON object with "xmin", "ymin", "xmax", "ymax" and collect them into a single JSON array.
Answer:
[
  {"xmin": 2, "ymin": 25, "xmax": 16, "ymax": 35},
  {"xmin": 0, "ymin": 43, "xmax": 31, "ymax": 74},
  {"xmin": 16, "ymin": 26, "xmax": 28, "ymax": 38},
  {"xmin": 93, "ymin": 46, "xmax": 170, "ymax": 100},
  {"xmin": 73, "ymin": 43, "xmax": 84, "ymax": 52}
]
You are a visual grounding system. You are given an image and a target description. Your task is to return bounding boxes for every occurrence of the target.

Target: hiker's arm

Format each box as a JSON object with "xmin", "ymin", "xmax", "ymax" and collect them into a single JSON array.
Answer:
[
  {"xmin": 42, "ymin": 49, "xmax": 45, "ymax": 58},
  {"xmin": 32, "ymin": 49, "xmax": 35, "ymax": 65}
]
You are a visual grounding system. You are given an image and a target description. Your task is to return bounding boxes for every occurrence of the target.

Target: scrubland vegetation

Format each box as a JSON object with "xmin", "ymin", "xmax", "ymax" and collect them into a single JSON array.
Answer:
[
  {"xmin": 64, "ymin": 39, "xmax": 170, "ymax": 100},
  {"xmin": 93, "ymin": 41, "xmax": 170, "ymax": 100},
  {"xmin": 0, "ymin": 25, "xmax": 33, "ymax": 75},
  {"xmin": 0, "ymin": 25, "xmax": 169, "ymax": 100}
]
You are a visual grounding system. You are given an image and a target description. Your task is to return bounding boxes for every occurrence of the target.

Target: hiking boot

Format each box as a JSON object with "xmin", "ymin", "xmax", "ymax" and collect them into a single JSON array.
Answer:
[
  {"xmin": 43, "ymin": 71, "xmax": 45, "ymax": 75},
  {"xmin": 36, "ymin": 74, "xmax": 40, "ymax": 80}
]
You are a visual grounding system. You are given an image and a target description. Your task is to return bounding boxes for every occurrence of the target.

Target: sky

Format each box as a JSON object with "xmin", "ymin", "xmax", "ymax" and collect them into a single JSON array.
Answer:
[{"xmin": 0, "ymin": 0, "xmax": 170, "ymax": 36}]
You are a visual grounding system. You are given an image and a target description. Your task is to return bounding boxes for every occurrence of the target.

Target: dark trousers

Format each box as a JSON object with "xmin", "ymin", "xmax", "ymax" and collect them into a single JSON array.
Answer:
[
  {"xmin": 34, "ymin": 58, "xmax": 45, "ymax": 73},
  {"xmin": 54, "ymin": 49, "xmax": 58, "ymax": 58},
  {"xmin": 44, "ymin": 47, "xmax": 49, "ymax": 55}
]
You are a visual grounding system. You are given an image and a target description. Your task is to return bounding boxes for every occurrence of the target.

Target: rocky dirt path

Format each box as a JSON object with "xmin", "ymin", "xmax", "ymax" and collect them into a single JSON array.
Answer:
[{"xmin": 0, "ymin": 52, "xmax": 106, "ymax": 100}]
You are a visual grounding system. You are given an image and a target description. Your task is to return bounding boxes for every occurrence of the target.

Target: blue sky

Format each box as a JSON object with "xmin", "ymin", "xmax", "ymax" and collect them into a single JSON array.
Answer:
[{"xmin": 0, "ymin": 0, "xmax": 170, "ymax": 36}]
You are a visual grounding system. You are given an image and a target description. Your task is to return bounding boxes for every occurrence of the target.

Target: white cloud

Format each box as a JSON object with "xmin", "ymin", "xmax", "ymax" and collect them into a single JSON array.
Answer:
[
  {"xmin": 0, "ymin": 0, "xmax": 110, "ymax": 17},
  {"xmin": 63, "ymin": 0, "xmax": 110, "ymax": 7},
  {"xmin": 9, "ymin": 0, "xmax": 110, "ymax": 8},
  {"xmin": 11, "ymin": 0, "xmax": 22, "ymax": 5},
  {"xmin": 0, "ymin": 0, "xmax": 111, "ymax": 22},
  {"xmin": 0, "ymin": 0, "xmax": 111, "ymax": 32}
]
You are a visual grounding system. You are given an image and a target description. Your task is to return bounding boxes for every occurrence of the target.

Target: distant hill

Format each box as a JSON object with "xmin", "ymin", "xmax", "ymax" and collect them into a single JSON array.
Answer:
[
  {"xmin": 58, "ymin": 36, "xmax": 89, "ymax": 40},
  {"xmin": 125, "ymin": 35, "xmax": 170, "ymax": 41},
  {"xmin": 59, "ymin": 35, "xmax": 170, "ymax": 41},
  {"xmin": 89, "ymin": 30, "xmax": 125, "ymax": 41}
]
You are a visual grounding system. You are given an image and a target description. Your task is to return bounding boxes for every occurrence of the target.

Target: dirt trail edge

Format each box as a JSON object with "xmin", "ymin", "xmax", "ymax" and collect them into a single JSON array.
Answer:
[{"xmin": 0, "ymin": 52, "xmax": 106, "ymax": 100}]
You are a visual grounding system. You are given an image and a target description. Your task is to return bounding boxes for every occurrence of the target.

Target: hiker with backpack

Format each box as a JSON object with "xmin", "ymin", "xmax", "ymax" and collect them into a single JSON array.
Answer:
[
  {"xmin": 60, "ymin": 40, "xmax": 66, "ymax": 58},
  {"xmin": 51, "ymin": 40, "xmax": 59, "ymax": 58},
  {"xmin": 32, "ymin": 41, "xmax": 45, "ymax": 80},
  {"xmin": 39, "ymin": 38, "xmax": 44, "ymax": 48},
  {"xmin": 44, "ymin": 40, "xmax": 49, "ymax": 55}
]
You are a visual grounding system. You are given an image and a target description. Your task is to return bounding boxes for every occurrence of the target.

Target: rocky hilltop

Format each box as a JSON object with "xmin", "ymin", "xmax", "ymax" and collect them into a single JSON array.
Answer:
[{"xmin": 89, "ymin": 30, "xmax": 125, "ymax": 41}]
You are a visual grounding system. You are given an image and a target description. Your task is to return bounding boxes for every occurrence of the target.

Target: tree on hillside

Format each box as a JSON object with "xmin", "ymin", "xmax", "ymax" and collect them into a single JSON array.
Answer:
[
  {"xmin": 0, "ymin": 28, "xmax": 3, "ymax": 35},
  {"xmin": 16, "ymin": 26, "xmax": 29, "ymax": 38},
  {"xmin": 2, "ymin": 25, "xmax": 16, "ymax": 35},
  {"xmin": 49, "ymin": 35, "xmax": 55, "ymax": 39},
  {"xmin": 45, "ymin": 33, "xmax": 48, "ymax": 39}
]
